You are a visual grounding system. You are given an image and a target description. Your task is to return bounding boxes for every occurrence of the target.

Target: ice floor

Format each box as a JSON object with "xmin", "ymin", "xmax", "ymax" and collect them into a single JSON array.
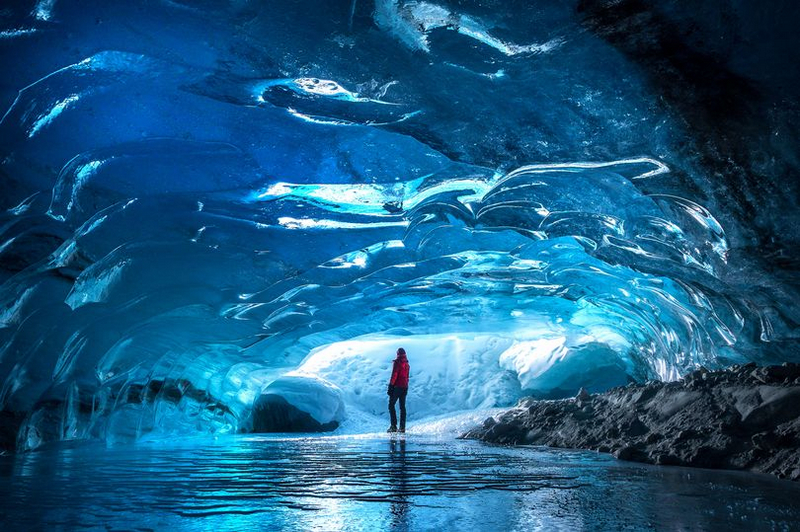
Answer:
[{"xmin": 2, "ymin": 433, "xmax": 799, "ymax": 531}]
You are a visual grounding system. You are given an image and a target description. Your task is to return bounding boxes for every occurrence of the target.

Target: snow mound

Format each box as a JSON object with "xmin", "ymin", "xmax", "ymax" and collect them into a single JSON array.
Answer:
[{"xmin": 292, "ymin": 334, "xmax": 522, "ymax": 421}]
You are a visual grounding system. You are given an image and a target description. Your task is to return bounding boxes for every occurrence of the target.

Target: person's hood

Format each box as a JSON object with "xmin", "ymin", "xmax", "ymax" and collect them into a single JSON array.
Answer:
[{"xmin": 395, "ymin": 352, "xmax": 407, "ymax": 362}]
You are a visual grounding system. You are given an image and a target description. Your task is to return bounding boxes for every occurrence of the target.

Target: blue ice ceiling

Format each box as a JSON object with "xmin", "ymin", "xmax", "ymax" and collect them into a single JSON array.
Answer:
[{"xmin": 0, "ymin": 0, "xmax": 798, "ymax": 449}]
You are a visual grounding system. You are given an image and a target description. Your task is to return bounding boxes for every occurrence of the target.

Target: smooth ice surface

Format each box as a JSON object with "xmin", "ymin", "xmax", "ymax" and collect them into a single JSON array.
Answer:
[
  {"xmin": 0, "ymin": 0, "xmax": 798, "ymax": 447},
  {"xmin": 2, "ymin": 433, "xmax": 800, "ymax": 531}
]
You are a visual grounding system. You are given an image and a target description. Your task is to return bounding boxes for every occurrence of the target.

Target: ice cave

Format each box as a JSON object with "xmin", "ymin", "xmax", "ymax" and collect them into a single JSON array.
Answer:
[{"xmin": 1, "ymin": 0, "xmax": 799, "ymax": 529}]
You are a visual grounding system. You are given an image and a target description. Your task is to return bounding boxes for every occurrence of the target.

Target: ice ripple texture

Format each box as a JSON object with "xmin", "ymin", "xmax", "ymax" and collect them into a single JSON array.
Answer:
[
  {"xmin": 0, "ymin": 0, "xmax": 797, "ymax": 449},
  {"xmin": 5, "ymin": 435, "xmax": 800, "ymax": 530}
]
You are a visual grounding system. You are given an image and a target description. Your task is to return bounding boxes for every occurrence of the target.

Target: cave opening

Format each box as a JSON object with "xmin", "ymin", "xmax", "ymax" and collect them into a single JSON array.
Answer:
[{"xmin": 1, "ymin": 0, "xmax": 800, "ymax": 528}]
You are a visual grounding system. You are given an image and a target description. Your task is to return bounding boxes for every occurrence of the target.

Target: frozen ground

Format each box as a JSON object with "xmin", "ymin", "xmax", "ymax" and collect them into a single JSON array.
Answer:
[{"xmin": 2, "ymin": 432, "xmax": 800, "ymax": 531}]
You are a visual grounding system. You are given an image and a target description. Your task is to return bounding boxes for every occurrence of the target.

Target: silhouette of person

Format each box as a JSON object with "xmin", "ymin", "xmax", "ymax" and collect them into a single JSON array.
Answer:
[{"xmin": 387, "ymin": 347, "xmax": 410, "ymax": 433}]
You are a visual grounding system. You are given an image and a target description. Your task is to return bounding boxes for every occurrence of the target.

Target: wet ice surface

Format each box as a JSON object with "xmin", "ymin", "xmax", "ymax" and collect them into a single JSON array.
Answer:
[{"xmin": 2, "ymin": 435, "xmax": 799, "ymax": 531}]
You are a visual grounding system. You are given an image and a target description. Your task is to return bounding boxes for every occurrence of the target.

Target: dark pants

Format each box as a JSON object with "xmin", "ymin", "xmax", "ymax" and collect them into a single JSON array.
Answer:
[{"xmin": 389, "ymin": 387, "xmax": 407, "ymax": 429}]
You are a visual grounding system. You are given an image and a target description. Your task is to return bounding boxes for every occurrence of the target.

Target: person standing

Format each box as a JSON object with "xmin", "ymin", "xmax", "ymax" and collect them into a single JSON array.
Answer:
[{"xmin": 387, "ymin": 347, "xmax": 410, "ymax": 433}]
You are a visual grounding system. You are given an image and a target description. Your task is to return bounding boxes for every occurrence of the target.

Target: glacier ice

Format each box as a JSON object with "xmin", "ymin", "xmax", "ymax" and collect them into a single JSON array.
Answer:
[
  {"xmin": 0, "ymin": 0, "xmax": 798, "ymax": 450},
  {"xmin": 252, "ymin": 373, "xmax": 346, "ymax": 432}
]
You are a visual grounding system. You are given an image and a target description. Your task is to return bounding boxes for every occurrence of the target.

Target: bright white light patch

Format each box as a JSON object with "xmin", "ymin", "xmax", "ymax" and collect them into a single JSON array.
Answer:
[
  {"xmin": 29, "ymin": 94, "xmax": 80, "ymax": 137},
  {"xmin": 498, "ymin": 337, "xmax": 568, "ymax": 389},
  {"xmin": 277, "ymin": 217, "xmax": 409, "ymax": 230}
]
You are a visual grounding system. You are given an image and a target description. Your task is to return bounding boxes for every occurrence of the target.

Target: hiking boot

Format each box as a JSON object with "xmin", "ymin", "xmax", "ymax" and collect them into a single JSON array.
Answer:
[
  {"xmin": 387, "ymin": 425, "xmax": 398, "ymax": 433},
  {"xmin": 398, "ymin": 427, "xmax": 405, "ymax": 433}
]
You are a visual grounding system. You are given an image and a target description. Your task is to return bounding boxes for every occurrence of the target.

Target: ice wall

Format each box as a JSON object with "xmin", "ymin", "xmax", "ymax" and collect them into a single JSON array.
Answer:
[{"xmin": 0, "ymin": 0, "xmax": 797, "ymax": 449}]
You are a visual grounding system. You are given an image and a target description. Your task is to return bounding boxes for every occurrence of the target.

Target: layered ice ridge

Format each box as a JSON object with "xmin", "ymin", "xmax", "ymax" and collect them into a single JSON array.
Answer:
[{"xmin": 0, "ymin": 148, "xmax": 778, "ymax": 449}]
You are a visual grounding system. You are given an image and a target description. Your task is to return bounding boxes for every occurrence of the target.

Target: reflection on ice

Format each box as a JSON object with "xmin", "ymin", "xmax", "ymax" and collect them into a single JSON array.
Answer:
[{"xmin": 1, "ymin": 434, "xmax": 799, "ymax": 530}]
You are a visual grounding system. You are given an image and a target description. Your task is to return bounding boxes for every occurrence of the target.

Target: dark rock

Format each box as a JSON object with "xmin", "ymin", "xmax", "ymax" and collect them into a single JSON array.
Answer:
[
  {"xmin": 751, "ymin": 432, "xmax": 780, "ymax": 451},
  {"xmin": 614, "ymin": 445, "xmax": 648, "ymax": 462},
  {"xmin": 575, "ymin": 387, "xmax": 591, "ymax": 402},
  {"xmin": 462, "ymin": 364, "xmax": 800, "ymax": 481},
  {"xmin": 653, "ymin": 453, "xmax": 681, "ymax": 466},
  {"xmin": 486, "ymin": 422, "xmax": 517, "ymax": 441},
  {"xmin": 625, "ymin": 418, "xmax": 649, "ymax": 437},
  {"xmin": 686, "ymin": 445, "xmax": 727, "ymax": 468},
  {"xmin": 741, "ymin": 388, "xmax": 800, "ymax": 427},
  {"xmin": 644, "ymin": 432, "xmax": 662, "ymax": 444}
]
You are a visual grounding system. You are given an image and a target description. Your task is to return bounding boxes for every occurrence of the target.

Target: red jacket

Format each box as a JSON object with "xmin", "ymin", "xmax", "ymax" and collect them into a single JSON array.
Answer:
[{"xmin": 389, "ymin": 353, "xmax": 410, "ymax": 388}]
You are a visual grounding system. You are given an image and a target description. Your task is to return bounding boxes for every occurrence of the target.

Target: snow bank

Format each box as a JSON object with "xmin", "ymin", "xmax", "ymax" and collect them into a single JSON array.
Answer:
[
  {"xmin": 258, "ymin": 330, "xmax": 635, "ymax": 429},
  {"xmin": 287, "ymin": 334, "xmax": 522, "ymax": 421},
  {"xmin": 257, "ymin": 373, "xmax": 345, "ymax": 426}
]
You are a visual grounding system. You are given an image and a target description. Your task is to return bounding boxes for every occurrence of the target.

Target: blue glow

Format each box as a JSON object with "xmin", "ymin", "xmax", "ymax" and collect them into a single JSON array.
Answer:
[
  {"xmin": 3, "ymin": 434, "xmax": 800, "ymax": 530},
  {"xmin": 0, "ymin": 0, "xmax": 796, "ymax": 456}
]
